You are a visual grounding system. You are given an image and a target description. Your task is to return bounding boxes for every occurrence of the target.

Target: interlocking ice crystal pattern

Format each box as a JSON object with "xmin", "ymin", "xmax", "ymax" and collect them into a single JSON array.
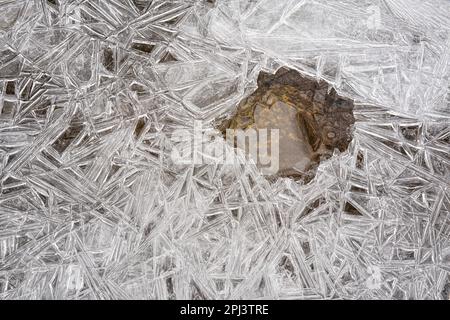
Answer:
[{"xmin": 0, "ymin": 0, "xmax": 449, "ymax": 300}]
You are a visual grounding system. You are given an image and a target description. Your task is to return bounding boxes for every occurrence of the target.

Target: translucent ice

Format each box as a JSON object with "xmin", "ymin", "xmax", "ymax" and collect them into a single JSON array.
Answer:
[{"xmin": 0, "ymin": 0, "xmax": 449, "ymax": 300}]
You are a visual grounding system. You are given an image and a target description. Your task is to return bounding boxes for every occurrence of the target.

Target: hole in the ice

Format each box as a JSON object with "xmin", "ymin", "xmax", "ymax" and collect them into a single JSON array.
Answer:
[
  {"xmin": 1, "ymin": 101, "xmax": 16, "ymax": 118},
  {"xmin": 215, "ymin": 279, "xmax": 225, "ymax": 292},
  {"xmin": 1, "ymin": 184, "xmax": 26, "ymax": 195},
  {"xmin": 257, "ymin": 277, "xmax": 266, "ymax": 292},
  {"xmin": 130, "ymin": 82, "xmax": 147, "ymax": 96},
  {"xmin": 299, "ymin": 197, "xmax": 326, "ymax": 218},
  {"xmin": 310, "ymin": 197, "xmax": 323, "ymax": 210},
  {"xmin": 132, "ymin": 0, "xmax": 149, "ymax": 12},
  {"xmin": 166, "ymin": 277, "xmax": 175, "ymax": 299},
  {"xmin": 350, "ymin": 185, "xmax": 367, "ymax": 193},
  {"xmin": 1, "ymin": 177, "xmax": 26, "ymax": 195},
  {"xmin": 231, "ymin": 208, "xmax": 240, "ymax": 220},
  {"xmin": 96, "ymin": 206, "xmax": 106, "ymax": 215},
  {"xmin": 278, "ymin": 255, "xmax": 295, "ymax": 276},
  {"xmin": 395, "ymin": 248, "xmax": 415, "ymax": 260},
  {"xmin": 356, "ymin": 150, "xmax": 365, "ymax": 170},
  {"xmin": 191, "ymin": 281, "xmax": 207, "ymax": 300},
  {"xmin": 38, "ymin": 193, "xmax": 48, "ymax": 206},
  {"xmin": 40, "ymin": 149, "xmax": 61, "ymax": 167},
  {"xmin": 102, "ymin": 48, "xmax": 115, "ymax": 72},
  {"xmin": 143, "ymin": 222, "xmax": 155, "ymax": 237},
  {"xmin": 5, "ymin": 153, "xmax": 16, "ymax": 167},
  {"xmin": 32, "ymin": 99, "xmax": 51, "ymax": 118},
  {"xmin": 204, "ymin": 0, "xmax": 216, "ymax": 8},
  {"xmin": 301, "ymin": 242, "xmax": 311, "ymax": 256},
  {"xmin": 20, "ymin": 81, "xmax": 32, "ymax": 101},
  {"xmin": 52, "ymin": 119, "xmax": 84, "ymax": 154},
  {"xmin": 412, "ymin": 34, "xmax": 423, "ymax": 44},
  {"xmin": 375, "ymin": 184, "xmax": 387, "ymax": 196},
  {"xmin": 5, "ymin": 81, "xmax": 15, "ymax": 95},
  {"xmin": 134, "ymin": 117, "xmax": 146, "ymax": 138},
  {"xmin": 442, "ymin": 282, "xmax": 450, "ymax": 300},
  {"xmin": 400, "ymin": 125, "xmax": 420, "ymax": 142},
  {"xmin": 437, "ymin": 132, "xmax": 450, "ymax": 146},
  {"xmin": 106, "ymin": 164, "xmax": 121, "ymax": 181},
  {"xmin": 383, "ymin": 139, "xmax": 408, "ymax": 157},
  {"xmin": 131, "ymin": 42, "xmax": 155, "ymax": 54},
  {"xmin": 219, "ymin": 67, "xmax": 355, "ymax": 182},
  {"xmin": 159, "ymin": 51, "xmax": 178, "ymax": 63},
  {"xmin": 344, "ymin": 201, "xmax": 362, "ymax": 216}
]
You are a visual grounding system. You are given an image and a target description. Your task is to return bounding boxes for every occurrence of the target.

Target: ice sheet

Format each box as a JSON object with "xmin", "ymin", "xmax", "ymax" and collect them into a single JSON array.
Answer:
[{"xmin": 0, "ymin": 0, "xmax": 449, "ymax": 299}]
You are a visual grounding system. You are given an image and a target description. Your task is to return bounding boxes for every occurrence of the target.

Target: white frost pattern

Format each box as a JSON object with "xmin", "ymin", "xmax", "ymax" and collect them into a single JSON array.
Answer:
[{"xmin": 0, "ymin": 0, "xmax": 449, "ymax": 299}]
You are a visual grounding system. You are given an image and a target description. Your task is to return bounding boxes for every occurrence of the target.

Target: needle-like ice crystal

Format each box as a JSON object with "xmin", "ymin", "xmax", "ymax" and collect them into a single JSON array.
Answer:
[{"xmin": 0, "ymin": 0, "xmax": 449, "ymax": 300}]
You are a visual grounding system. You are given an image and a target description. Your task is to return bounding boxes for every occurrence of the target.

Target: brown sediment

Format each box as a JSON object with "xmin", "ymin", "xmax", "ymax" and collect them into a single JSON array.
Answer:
[{"xmin": 219, "ymin": 67, "xmax": 355, "ymax": 182}]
